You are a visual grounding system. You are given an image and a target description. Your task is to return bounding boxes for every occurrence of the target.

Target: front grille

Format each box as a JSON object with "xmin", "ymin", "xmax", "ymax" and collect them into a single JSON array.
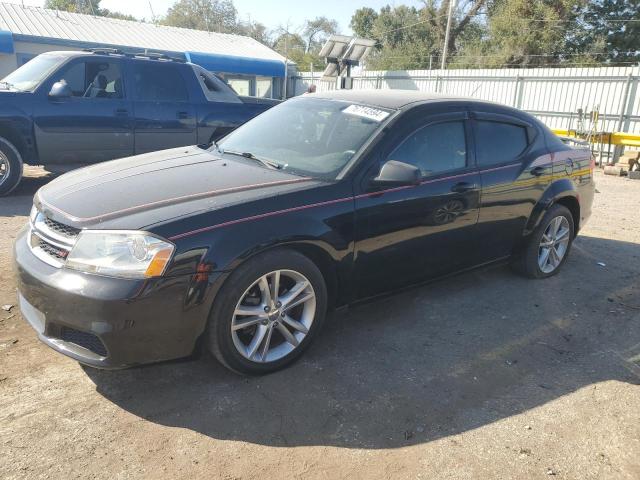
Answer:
[
  {"xmin": 61, "ymin": 327, "xmax": 108, "ymax": 357},
  {"xmin": 29, "ymin": 210, "xmax": 79, "ymax": 268},
  {"xmin": 43, "ymin": 217, "xmax": 81, "ymax": 238},
  {"xmin": 37, "ymin": 238, "xmax": 69, "ymax": 260}
]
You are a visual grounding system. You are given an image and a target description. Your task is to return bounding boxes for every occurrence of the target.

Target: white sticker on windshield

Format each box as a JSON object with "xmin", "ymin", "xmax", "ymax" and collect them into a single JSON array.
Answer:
[{"xmin": 343, "ymin": 104, "xmax": 390, "ymax": 122}]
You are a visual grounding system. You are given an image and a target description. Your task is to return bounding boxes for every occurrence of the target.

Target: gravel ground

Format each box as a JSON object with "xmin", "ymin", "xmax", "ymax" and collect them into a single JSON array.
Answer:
[{"xmin": 0, "ymin": 169, "xmax": 639, "ymax": 480}]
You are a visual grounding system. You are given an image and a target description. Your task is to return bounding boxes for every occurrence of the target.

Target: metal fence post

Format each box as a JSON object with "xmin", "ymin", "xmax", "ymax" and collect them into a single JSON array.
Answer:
[
  {"xmin": 513, "ymin": 75, "xmax": 524, "ymax": 108},
  {"xmin": 617, "ymin": 73, "xmax": 634, "ymax": 132},
  {"xmin": 622, "ymin": 71, "xmax": 639, "ymax": 133},
  {"xmin": 435, "ymin": 75, "xmax": 442, "ymax": 93}
]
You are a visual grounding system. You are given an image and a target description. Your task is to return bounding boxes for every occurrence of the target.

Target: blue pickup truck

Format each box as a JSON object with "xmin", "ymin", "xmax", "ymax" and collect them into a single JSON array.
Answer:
[{"xmin": 0, "ymin": 49, "xmax": 278, "ymax": 195}]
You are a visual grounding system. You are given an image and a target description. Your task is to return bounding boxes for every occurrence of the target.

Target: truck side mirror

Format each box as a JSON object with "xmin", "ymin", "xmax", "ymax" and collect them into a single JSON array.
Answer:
[{"xmin": 49, "ymin": 81, "xmax": 71, "ymax": 99}]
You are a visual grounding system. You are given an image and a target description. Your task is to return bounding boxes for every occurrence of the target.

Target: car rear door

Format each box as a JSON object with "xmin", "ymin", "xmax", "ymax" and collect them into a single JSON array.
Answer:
[
  {"xmin": 471, "ymin": 110, "xmax": 552, "ymax": 262},
  {"xmin": 33, "ymin": 56, "xmax": 134, "ymax": 165},
  {"xmin": 353, "ymin": 109, "xmax": 482, "ymax": 298},
  {"xmin": 130, "ymin": 61, "xmax": 197, "ymax": 154}
]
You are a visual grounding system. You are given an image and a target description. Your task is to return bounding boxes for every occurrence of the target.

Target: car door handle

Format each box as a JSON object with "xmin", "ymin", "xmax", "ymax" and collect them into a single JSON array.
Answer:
[
  {"xmin": 530, "ymin": 166, "xmax": 545, "ymax": 177},
  {"xmin": 177, "ymin": 111, "xmax": 190, "ymax": 119},
  {"xmin": 115, "ymin": 108, "xmax": 129, "ymax": 117},
  {"xmin": 451, "ymin": 182, "xmax": 475, "ymax": 193}
]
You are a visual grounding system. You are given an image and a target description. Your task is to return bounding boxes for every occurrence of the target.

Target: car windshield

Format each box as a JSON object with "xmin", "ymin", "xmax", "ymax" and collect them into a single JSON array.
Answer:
[
  {"xmin": 1, "ymin": 54, "xmax": 67, "ymax": 92},
  {"xmin": 217, "ymin": 97, "xmax": 392, "ymax": 179}
]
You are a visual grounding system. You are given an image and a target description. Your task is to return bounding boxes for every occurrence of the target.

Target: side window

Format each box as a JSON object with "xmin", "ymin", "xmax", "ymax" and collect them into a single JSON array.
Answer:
[
  {"xmin": 55, "ymin": 60, "xmax": 124, "ymax": 99},
  {"xmin": 133, "ymin": 64, "xmax": 188, "ymax": 102},
  {"xmin": 475, "ymin": 120, "xmax": 528, "ymax": 166},
  {"xmin": 390, "ymin": 121, "xmax": 467, "ymax": 177}
]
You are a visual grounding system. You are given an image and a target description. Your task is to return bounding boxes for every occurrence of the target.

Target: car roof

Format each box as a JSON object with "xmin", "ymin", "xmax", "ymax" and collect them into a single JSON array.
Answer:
[{"xmin": 308, "ymin": 89, "xmax": 500, "ymax": 110}]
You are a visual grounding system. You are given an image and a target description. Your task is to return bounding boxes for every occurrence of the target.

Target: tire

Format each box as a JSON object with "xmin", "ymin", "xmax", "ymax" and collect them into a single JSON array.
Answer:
[
  {"xmin": 511, "ymin": 204, "xmax": 575, "ymax": 279},
  {"xmin": 0, "ymin": 137, "xmax": 23, "ymax": 196},
  {"xmin": 207, "ymin": 249, "xmax": 328, "ymax": 375}
]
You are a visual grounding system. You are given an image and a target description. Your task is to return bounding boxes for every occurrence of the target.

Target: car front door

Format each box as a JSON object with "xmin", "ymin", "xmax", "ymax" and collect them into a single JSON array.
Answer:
[
  {"xmin": 470, "ymin": 111, "xmax": 550, "ymax": 263},
  {"xmin": 353, "ymin": 110, "xmax": 482, "ymax": 299},
  {"xmin": 130, "ymin": 62, "xmax": 197, "ymax": 154},
  {"xmin": 33, "ymin": 57, "xmax": 134, "ymax": 165}
]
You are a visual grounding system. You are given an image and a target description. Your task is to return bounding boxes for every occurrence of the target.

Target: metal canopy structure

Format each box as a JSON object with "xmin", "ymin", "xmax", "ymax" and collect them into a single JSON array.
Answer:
[{"xmin": 320, "ymin": 34, "xmax": 376, "ymax": 85}]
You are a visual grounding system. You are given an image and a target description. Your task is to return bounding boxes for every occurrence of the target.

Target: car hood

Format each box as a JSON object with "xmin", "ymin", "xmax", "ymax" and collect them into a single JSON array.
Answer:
[{"xmin": 36, "ymin": 146, "xmax": 318, "ymax": 230}]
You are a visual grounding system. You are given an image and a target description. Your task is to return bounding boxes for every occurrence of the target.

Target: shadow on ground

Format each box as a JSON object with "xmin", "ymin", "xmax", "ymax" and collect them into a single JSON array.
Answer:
[
  {"xmin": 0, "ymin": 170, "xmax": 54, "ymax": 218},
  {"xmin": 85, "ymin": 235, "xmax": 640, "ymax": 449}
]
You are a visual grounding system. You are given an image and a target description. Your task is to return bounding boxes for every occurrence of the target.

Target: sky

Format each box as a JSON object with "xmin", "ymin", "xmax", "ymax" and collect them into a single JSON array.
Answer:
[{"xmin": 4, "ymin": 0, "xmax": 423, "ymax": 33}]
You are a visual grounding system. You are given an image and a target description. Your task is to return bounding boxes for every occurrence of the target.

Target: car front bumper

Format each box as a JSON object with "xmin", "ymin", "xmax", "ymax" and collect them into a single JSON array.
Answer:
[{"xmin": 13, "ymin": 226, "xmax": 217, "ymax": 369}]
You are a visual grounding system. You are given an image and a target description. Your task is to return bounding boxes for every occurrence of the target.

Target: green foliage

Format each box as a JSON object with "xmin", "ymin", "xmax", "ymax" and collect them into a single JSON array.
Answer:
[
  {"xmin": 162, "ymin": 0, "xmax": 237, "ymax": 32},
  {"xmin": 44, "ymin": 0, "xmax": 134, "ymax": 20},
  {"xmin": 302, "ymin": 17, "xmax": 338, "ymax": 53},
  {"xmin": 350, "ymin": 0, "xmax": 639, "ymax": 70}
]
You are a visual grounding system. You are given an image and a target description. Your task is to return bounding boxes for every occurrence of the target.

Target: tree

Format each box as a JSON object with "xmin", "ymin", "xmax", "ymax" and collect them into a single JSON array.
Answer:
[
  {"xmin": 349, "ymin": 2, "xmax": 487, "ymax": 70},
  {"xmin": 162, "ymin": 0, "xmax": 238, "ymax": 33},
  {"xmin": 237, "ymin": 20, "xmax": 269, "ymax": 45},
  {"xmin": 302, "ymin": 17, "xmax": 338, "ymax": 53},
  {"xmin": 574, "ymin": 0, "xmax": 640, "ymax": 65},
  {"xmin": 44, "ymin": 0, "xmax": 134, "ymax": 20},
  {"xmin": 350, "ymin": 7, "xmax": 378, "ymax": 39}
]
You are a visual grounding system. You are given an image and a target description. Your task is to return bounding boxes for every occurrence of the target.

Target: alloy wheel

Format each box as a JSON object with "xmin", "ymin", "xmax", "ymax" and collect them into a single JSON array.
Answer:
[
  {"xmin": 231, "ymin": 269, "xmax": 316, "ymax": 363},
  {"xmin": 0, "ymin": 152, "xmax": 9, "ymax": 187},
  {"xmin": 538, "ymin": 216, "xmax": 571, "ymax": 274}
]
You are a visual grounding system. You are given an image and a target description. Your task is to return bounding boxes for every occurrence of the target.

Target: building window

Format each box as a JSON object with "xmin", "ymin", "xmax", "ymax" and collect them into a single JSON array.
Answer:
[
  {"xmin": 227, "ymin": 75, "xmax": 251, "ymax": 96},
  {"xmin": 256, "ymin": 77, "xmax": 273, "ymax": 98},
  {"xmin": 16, "ymin": 53, "xmax": 36, "ymax": 66}
]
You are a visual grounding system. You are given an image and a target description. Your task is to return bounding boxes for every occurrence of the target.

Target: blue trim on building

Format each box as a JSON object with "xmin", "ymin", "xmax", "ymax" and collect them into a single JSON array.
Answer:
[
  {"xmin": 0, "ymin": 30, "xmax": 14, "ymax": 54},
  {"xmin": 187, "ymin": 51, "xmax": 285, "ymax": 78}
]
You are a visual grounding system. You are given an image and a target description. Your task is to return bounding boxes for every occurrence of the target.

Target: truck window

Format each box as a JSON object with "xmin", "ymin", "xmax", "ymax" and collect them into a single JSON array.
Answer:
[
  {"xmin": 54, "ymin": 60, "xmax": 124, "ymax": 99},
  {"xmin": 191, "ymin": 65, "xmax": 242, "ymax": 103},
  {"xmin": 132, "ymin": 63, "xmax": 188, "ymax": 102}
]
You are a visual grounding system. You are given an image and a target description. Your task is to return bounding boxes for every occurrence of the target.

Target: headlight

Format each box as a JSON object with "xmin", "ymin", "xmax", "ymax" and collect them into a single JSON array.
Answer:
[{"xmin": 66, "ymin": 231, "xmax": 175, "ymax": 279}]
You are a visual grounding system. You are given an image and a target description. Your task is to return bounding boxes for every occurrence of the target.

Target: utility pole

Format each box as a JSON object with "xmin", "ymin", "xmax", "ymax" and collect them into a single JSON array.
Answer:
[{"xmin": 441, "ymin": 0, "xmax": 456, "ymax": 70}]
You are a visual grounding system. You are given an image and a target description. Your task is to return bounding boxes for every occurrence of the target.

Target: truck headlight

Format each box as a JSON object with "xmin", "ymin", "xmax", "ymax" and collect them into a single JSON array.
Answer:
[{"xmin": 66, "ymin": 231, "xmax": 175, "ymax": 279}]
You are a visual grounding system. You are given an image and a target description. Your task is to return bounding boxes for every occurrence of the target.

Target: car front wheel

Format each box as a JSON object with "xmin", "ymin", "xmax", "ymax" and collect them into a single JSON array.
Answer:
[{"xmin": 207, "ymin": 249, "xmax": 327, "ymax": 375}]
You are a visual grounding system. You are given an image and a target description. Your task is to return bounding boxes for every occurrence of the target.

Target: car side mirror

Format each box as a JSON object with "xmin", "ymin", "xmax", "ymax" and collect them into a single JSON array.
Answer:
[
  {"xmin": 49, "ymin": 81, "xmax": 71, "ymax": 99},
  {"xmin": 372, "ymin": 160, "xmax": 421, "ymax": 187}
]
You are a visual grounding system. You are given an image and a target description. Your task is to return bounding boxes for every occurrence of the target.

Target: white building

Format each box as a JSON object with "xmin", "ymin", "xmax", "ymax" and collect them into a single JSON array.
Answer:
[{"xmin": 0, "ymin": 2, "xmax": 287, "ymax": 98}]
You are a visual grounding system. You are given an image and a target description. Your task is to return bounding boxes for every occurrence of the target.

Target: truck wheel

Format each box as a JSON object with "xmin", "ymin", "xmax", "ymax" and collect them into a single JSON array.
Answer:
[
  {"xmin": 207, "ymin": 249, "xmax": 328, "ymax": 375},
  {"xmin": 0, "ymin": 137, "xmax": 23, "ymax": 196},
  {"xmin": 511, "ymin": 204, "xmax": 575, "ymax": 279}
]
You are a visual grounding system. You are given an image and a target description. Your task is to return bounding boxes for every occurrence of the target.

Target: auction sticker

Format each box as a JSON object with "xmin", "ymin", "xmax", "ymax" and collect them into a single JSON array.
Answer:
[{"xmin": 343, "ymin": 104, "xmax": 390, "ymax": 122}]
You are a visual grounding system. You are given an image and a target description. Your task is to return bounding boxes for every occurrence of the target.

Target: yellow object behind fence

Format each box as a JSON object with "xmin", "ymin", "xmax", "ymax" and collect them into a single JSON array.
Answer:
[{"xmin": 552, "ymin": 129, "xmax": 640, "ymax": 147}]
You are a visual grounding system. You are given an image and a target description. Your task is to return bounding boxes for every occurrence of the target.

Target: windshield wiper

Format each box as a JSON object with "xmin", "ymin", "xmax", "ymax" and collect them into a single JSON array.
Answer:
[
  {"xmin": 0, "ymin": 81, "xmax": 15, "ymax": 90},
  {"xmin": 221, "ymin": 149, "xmax": 283, "ymax": 170}
]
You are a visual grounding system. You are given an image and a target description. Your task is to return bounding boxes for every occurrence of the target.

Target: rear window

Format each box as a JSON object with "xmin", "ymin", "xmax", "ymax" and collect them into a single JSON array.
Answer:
[
  {"xmin": 475, "ymin": 120, "xmax": 529, "ymax": 166},
  {"xmin": 132, "ymin": 63, "xmax": 188, "ymax": 102}
]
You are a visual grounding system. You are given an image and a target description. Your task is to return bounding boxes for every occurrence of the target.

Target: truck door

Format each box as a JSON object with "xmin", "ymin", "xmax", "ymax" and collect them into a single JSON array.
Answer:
[
  {"xmin": 129, "ymin": 62, "xmax": 197, "ymax": 154},
  {"xmin": 33, "ymin": 57, "xmax": 134, "ymax": 165}
]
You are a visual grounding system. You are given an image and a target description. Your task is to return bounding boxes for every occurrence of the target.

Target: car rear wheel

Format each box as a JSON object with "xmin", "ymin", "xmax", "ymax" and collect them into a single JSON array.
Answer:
[
  {"xmin": 512, "ymin": 204, "xmax": 575, "ymax": 279},
  {"xmin": 207, "ymin": 249, "xmax": 327, "ymax": 375},
  {"xmin": 0, "ymin": 137, "xmax": 23, "ymax": 196}
]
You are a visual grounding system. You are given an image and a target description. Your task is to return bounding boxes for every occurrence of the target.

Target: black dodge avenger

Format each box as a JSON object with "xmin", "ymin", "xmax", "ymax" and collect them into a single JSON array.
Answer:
[{"xmin": 14, "ymin": 90, "xmax": 594, "ymax": 374}]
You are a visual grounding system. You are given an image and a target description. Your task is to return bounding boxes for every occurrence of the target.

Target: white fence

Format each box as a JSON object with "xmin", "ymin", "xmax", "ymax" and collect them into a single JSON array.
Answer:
[{"xmin": 293, "ymin": 66, "xmax": 640, "ymax": 134}]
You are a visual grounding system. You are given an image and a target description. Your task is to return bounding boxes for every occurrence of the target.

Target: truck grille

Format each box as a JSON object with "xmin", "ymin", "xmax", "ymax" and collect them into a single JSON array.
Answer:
[
  {"xmin": 61, "ymin": 327, "xmax": 108, "ymax": 357},
  {"xmin": 29, "ymin": 209, "xmax": 79, "ymax": 268}
]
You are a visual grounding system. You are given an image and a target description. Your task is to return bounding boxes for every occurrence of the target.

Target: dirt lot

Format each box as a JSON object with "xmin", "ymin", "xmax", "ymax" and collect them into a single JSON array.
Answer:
[{"xmin": 1, "ymin": 169, "xmax": 639, "ymax": 479}]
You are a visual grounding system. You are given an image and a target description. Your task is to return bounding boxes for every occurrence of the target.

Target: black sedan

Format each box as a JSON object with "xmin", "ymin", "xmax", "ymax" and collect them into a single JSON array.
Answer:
[{"xmin": 14, "ymin": 90, "xmax": 595, "ymax": 375}]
